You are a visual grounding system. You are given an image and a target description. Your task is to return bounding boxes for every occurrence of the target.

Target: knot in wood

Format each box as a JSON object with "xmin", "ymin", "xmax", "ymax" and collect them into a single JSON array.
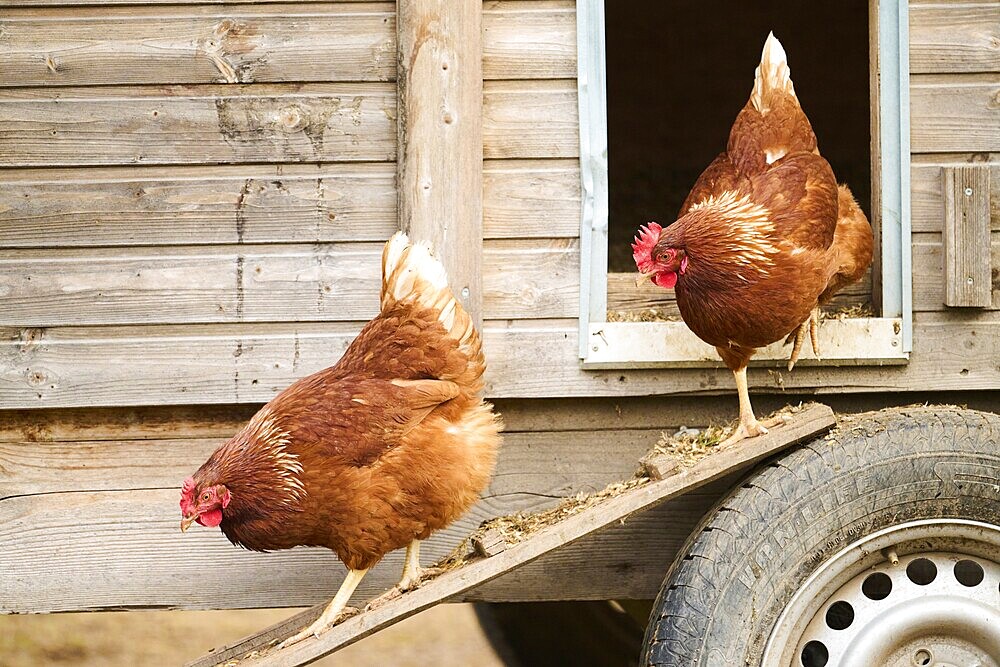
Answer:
[
  {"xmin": 278, "ymin": 105, "xmax": 306, "ymax": 131},
  {"xmin": 25, "ymin": 368, "xmax": 50, "ymax": 387}
]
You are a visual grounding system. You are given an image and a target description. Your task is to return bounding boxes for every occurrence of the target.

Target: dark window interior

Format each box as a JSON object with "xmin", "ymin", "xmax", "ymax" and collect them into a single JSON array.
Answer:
[{"xmin": 605, "ymin": 0, "xmax": 871, "ymax": 273}]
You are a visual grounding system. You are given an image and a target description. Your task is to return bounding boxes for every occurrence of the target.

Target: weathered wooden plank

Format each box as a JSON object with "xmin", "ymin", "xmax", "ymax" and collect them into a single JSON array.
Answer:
[
  {"xmin": 483, "ymin": 159, "xmax": 580, "ymax": 238},
  {"xmin": 0, "ymin": 164, "xmax": 397, "ymax": 247},
  {"xmin": 0, "ymin": 0, "xmax": 376, "ymax": 5},
  {"xmin": 0, "ymin": 5, "xmax": 396, "ymax": 87},
  {"xmin": 0, "ymin": 160, "xmax": 579, "ymax": 247},
  {"xmin": 0, "ymin": 239, "xmax": 578, "ymax": 326},
  {"xmin": 0, "ymin": 84, "xmax": 397, "ymax": 167},
  {"xmin": 483, "ymin": 79, "xmax": 578, "ymax": 159},
  {"xmin": 943, "ymin": 165, "xmax": 993, "ymax": 306},
  {"xmin": 912, "ymin": 159, "xmax": 999, "ymax": 233},
  {"xmin": 913, "ymin": 235, "xmax": 999, "ymax": 310},
  {"xmin": 910, "ymin": 77, "xmax": 1000, "ymax": 153},
  {"xmin": 0, "ymin": 80, "xmax": 574, "ymax": 166},
  {"xmin": 483, "ymin": 0, "xmax": 575, "ymax": 80},
  {"xmin": 0, "ymin": 2, "xmax": 576, "ymax": 85},
  {"xmin": 608, "ymin": 269, "xmax": 872, "ymax": 317},
  {"xmin": 910, "ymin": 5, "xmax": 1000, "ymax": 74},
  {"xmin": 398, "ymin": 0, "xmax": 484, "ymax": 326},
  {"xmin": 188, "ymin": 406, "xmax": 834, "ymax": 666},
  {"xmin": 2, "ymin": 314, "xmax": 1000, "ymax": 408}
]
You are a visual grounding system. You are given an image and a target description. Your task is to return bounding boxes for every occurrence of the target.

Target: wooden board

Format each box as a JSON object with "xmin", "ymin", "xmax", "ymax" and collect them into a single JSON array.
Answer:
[
  {"xmin": 483, "ymin": 79, "xmax": 578, "ymax": 159},
  {"xmin": 483, "ymin": 0, "xmax": 575, "ymax": 80},
  {"xmin": 3, "ymin": 315, "xmax": 1000, "ymax": 407},
  {"xmin": 0, "ymin": 80, "xmax": 576, "ymax": 166},
  {"xmin": 185, "ymin": 405, "xmax": 836, "ymax": 667},
  {"xmin": 913, "ymin": 235, "xmax": 999, "ymax": 310},
  {"xmin": 910, "ymin": 76, "xmax": 1000, "ymax": 153},
  {"xmin": 0, "ymin": 160, "xmax": 579, "ymax": 247},
  {"xmin": 0, "ymin": 239, "xmax": 578, "ymax": 326},
  {"xmin": 909, "ymin": 5, "xmax": 1000, "ymax": 74},
  {"xmin": 0, "ymin": 84, "xmax": 397, "ymax": 167},
  {"xmin": 0, "ymin": 4, "xmax": 397, "ymax": 87},
  {"xmin": 943, "ymin": 165, "xmax": 993, "ymax": 307},
  {"xmin": 0, "ymin": 2, "xmax": 574, "ymax": 86},
  {"xmin": 584, "ymin": 318, "xmax": 905, "ymax": 369},
  {"xmin": 397, "ymin": 0, "xmax": 484, "ymax": 325},
  {"xmin": 912, "ymin": 158, "xmax": 999, "ymax": 234}
]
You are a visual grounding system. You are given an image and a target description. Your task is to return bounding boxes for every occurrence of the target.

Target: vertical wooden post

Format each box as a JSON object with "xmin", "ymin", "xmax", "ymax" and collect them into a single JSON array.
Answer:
[
  {"xmin": 397, "ymin": 0, "xmax": 483, "ymax": 329},
  {"xmin": 943, "ymin": 165, "xmax": 992, "ymax": 307}
]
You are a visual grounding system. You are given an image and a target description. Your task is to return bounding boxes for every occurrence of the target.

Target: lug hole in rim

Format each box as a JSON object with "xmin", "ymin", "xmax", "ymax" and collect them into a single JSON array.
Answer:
[
  {"xmin": 824, "ymin": 601, "xmax": 854, "ymax": 630},
  {"xmin": 912, "ymin": 648, "xmax": 932, "ymax": 666},
  {"xmin": 861, "ymin": 572, "xmax": 892, "ymax": 600},
  {"xmin": 906, "ymin": 558, "xmax": 937, "ymax": 585},
  {"xmin": 800, "ymin": 640, "xmax": 829, "ymax": 667},
  {"xmin": 954, "ymin": 559, "xmax": 984, "ymax": 587}
]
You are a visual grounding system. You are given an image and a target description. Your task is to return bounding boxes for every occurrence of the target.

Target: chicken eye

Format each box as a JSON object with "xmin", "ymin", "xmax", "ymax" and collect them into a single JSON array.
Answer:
[{"xmin": 201, "ymin": 492, "xmax": 211, "ymax": 501}]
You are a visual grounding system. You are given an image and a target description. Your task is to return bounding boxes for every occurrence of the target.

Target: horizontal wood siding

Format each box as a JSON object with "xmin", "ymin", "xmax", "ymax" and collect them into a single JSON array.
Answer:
[
  {"xmin": 909, "ymin": 5, "xmax": 1000, "ymax": 74},
  {"xmin": 0, "ymin": 2, "xmax": 574, "ymax": 86},
  {"xmin": 0, "ymin": 240, "xmax": 578, "ymax": 325},
  {"xmin": 3, "ymin": 315, "xmax": 1000, "ymax": 408},
  {"xmin": 908, "ymin": 2, "xmax": 999, "ymax": 319},
  {"xmin": 909, "ymin": 76, "xmax": 1000, "ymax": 153},
  {"xmin": 0, "ymin": 160, "xmax": 579, "ymax": 247},
  {"xmin": 0, "ymin": 84, "xmax": 398, "ymax": 167},
  {"xmin": 0, "ymin": 5, "xmax": 397, "ymax": 87}
]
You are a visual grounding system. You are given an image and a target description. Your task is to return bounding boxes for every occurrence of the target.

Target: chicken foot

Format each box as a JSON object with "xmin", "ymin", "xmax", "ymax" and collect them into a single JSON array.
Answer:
[
  {"xmin": 786, "ymin": 307, "xmax": 821, "ymax": 371},
  {"xmin": 718, "ymin": 367, "xmax": 772, "ymax": 448},
  {"xmin": 279, "ymin": 567, "xmax": 369, "ymax": 648},
  {"xmin": 366, "ymin": 540, "xmax": 444, "ymax": 612}
]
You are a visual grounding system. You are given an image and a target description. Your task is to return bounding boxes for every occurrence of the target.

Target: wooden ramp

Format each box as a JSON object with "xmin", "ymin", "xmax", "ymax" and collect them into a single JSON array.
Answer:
[{"xmin": 189, "ymin": 404, "xmax": 836, "ymax": 667}]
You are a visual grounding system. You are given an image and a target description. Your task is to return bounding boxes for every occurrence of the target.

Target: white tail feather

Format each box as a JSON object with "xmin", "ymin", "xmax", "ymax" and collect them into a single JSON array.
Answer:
[
  {"xmin": 750, "ymin": 31, "xmax": 795, "ymax": 114},
  {"xmin": 380, "ymin": 232, "xmax": 477, "ymax": 354}
]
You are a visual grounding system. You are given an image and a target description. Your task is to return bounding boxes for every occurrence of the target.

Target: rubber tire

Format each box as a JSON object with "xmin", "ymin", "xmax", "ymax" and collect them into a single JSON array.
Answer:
[
  {"xmin": 475, "ymin": 600, "xmax": 647, "ymax": 667},
  {"xmin": 642, "ymin": 406, "xmax": 1000, "ymax": 666}
]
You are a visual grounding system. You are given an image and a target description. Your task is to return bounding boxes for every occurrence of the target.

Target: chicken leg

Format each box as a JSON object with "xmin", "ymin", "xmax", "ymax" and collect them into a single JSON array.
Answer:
[
  {"xmin": 365, "ymin": 539, "xmax": 442, "ymax": 612},
  {"xmin": 786, "ymin": 307, "xmax": 821, "ymax": 371},
  {"xmin": 719, "ymin": 366, "xmax": 769, "ymax": 448},
  {"xmin": 279, "ymin": 567, "xmax": 368, "ymax": 648},
  {"xmin": 398, "ymin": 539, "xmax": 425, "ymax": 591}
]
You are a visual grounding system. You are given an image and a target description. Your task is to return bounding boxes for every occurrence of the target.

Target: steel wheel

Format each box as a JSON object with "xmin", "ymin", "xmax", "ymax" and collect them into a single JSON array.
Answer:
[{"xmin": 764, "ymin": 519, "xmax": 1000, "ymax": 666}]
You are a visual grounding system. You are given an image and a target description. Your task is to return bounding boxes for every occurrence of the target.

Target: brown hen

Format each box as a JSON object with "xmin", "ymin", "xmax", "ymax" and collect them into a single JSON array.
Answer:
[
  {"xmin": 180, "ymin": 233, "xmax": 501, "ymax": 644},
  {"xmin": 632, "ymin": 33, "xmax": 872, "ymax": 445}
]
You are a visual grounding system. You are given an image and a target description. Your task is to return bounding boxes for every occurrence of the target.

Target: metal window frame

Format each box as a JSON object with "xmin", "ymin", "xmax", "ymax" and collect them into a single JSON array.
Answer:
[{"xmin": 577, "ymin": 0, "xmax": 912, "ymax": 368}]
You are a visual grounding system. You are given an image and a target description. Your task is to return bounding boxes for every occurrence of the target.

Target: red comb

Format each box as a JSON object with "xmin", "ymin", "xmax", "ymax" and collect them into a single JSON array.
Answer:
[
  {"xmin": 631, "ymin": 222, "xmax": 662, "ymax": 273},
  {"xmin": 180, "ymin": 476, "xmax": 196, "ymax": 511}
]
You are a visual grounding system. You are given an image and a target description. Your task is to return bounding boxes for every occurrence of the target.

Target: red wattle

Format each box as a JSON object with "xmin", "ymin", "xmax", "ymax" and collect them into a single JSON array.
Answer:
[
  {"xmin": 197, "ymin": 509, "xmax": 223, "ymax": 527},
  {"xmin": 653, "ymin": 271, "xmax": 678, "ymax": 289}
]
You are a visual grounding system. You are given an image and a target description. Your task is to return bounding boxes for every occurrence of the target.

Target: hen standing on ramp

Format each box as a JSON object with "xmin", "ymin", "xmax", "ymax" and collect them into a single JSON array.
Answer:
[
  {"xmin": 179, "ymin": 233, "xmax": 501, "ymax": 645},
  {"xmin": 632, "ymin": 33, "xmax": 872, "ymax": 446}
]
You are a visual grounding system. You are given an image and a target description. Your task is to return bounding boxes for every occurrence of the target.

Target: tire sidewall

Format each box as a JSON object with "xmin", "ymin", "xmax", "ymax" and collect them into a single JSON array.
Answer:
[{"xmin": 643, "ymin": 407, "xmax": 1000, "ymax": 666}]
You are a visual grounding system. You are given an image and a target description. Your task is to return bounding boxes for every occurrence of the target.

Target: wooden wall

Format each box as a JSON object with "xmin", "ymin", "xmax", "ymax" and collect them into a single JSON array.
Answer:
[
  {"xmin": 2, "ymin": 1, "xmax": 997, "ymax": 409},
  {"xmin": 0, "ymin": 1, "xmax": 581, "ymax": 409}
]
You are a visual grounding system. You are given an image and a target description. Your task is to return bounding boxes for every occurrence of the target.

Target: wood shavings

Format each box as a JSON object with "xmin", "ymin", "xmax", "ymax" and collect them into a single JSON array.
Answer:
[{"xmin": 606, "ymin": 308, "xmax": 681, "ymax": 322}]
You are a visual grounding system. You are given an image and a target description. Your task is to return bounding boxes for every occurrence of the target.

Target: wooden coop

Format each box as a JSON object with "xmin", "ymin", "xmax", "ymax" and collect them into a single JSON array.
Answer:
[{"xmin": 1, "ymin": 0, "xmax": 998, "ymax": 645}]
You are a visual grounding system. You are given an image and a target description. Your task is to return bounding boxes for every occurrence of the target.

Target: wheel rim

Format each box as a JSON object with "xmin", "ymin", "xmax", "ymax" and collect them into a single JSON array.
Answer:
[{"xmin": 762, "ymin": 519, "xmax": 1000, "ymax": 667}]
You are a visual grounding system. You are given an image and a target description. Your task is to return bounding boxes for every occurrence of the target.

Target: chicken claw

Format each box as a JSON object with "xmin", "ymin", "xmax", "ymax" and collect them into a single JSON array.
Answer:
[
  {"xmin": 278, "ymin": 568, "xmax": 368, "ymax": 649},
  {"xmin": 786, "ymin": 308, "xmax": 821, "ymax": 371}
]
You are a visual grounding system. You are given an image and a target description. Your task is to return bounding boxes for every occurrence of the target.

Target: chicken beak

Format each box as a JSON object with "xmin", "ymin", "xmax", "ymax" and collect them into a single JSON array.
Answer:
[
  {"xmin": 635, "ymin": 272, "xmax": 654, "ymax": 287},
  {"xmin": 180, "ymin": 514, "xmax": 197, "ymax": 533}
]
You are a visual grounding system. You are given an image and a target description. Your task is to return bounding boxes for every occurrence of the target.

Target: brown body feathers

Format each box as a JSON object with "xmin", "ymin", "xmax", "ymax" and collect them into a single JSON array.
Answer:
[
  {"xmin": 655, "ymin": 33, "xmax": 873, "ymax": 371},
  {"xmin": 187, "ymin": 234, "xmax": 501, "ymax": 570}
]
